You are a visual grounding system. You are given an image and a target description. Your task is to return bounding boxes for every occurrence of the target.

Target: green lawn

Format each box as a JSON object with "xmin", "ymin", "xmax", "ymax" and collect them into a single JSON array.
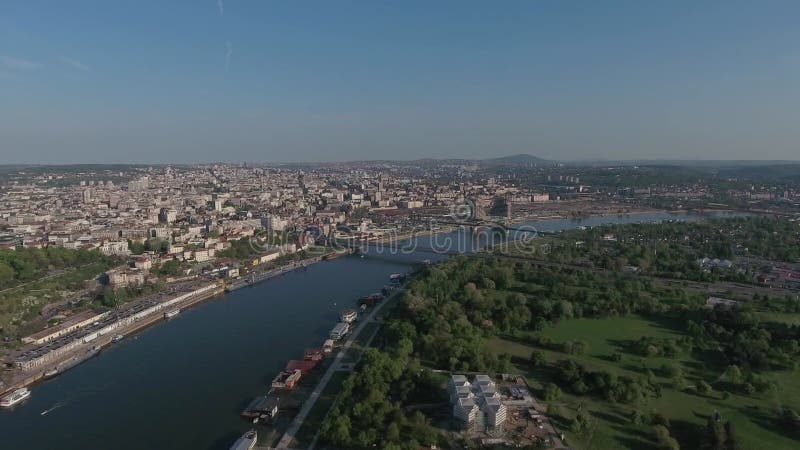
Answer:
[
  {"xmin": 758, "ymin": 311, "xmax": 800, "ymax": 325},
  {"xmin": 292, "ymin": 371, "xmax": 350, "ymax": 448},
  {"xmin": 489, "ymin": 315, "xmax": 800, "ymax": 450}
]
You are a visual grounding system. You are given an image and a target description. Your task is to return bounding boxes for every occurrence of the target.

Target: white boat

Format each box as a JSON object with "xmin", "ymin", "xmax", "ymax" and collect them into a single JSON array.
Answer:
[
  {"xmin": 230, "ymin": 429, "xmax": 257, "ymax": 450},
  {"xmin": 112, "ymin": 334, "xmax": 124, "ymax": 342},
  {"xmin": 330, "ymin": 322, "xmax": 349, "ymax": 340},
  {"xmin": 339, "ymin": 309, "xmax": 358, "ymax": 324},
  {"xmin": 1, "ymin": 388, "xmax": 31, "ymax": 408},
  {"xmin": 164, "ymin": 309, "xmax": 180, "ymax": 319}
]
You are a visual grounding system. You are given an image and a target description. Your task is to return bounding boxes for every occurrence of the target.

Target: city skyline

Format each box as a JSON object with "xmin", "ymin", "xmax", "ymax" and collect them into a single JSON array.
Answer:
[{"xmin": 3, "ymin": 1, "xmax": 800, "ymax": 164}]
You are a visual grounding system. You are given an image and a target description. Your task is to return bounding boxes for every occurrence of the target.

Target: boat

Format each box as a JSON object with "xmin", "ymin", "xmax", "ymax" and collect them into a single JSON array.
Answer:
[
  {"xmin": 42, "ymin": 345, "xmax": 101, "ymax": 380},
  {"xmin": 229, "ymin": 429, "xmax": 257, "ymax": 450},
  {"xmin": 1, "ymin": 388, "xmax": 31, "ymax": 408},
  {"xmin": 112, "ymin": 334, "xmax": 124, "ymax": 342},
  {"xmin": 270, "ymin": 369, "xmax": 302, "ymax": 389},
  {"xmin": 303, "ymin": 348, "xmax": 325, "ymax": 361},
  {"xmin": 40, "ymin": 402, "xmax": 64, "ymax": 416},
  {"xmin": 164, "ymin": 309, "xmax": 180, "ymax": 319},
  {"xmin": 330, "ymin": 322, "xmax": 349, "ymax": 340},
  {"xmin": 323, "ymin": 251, "xmax": 346, "ymax": 261},
  {"xmin": 241, "ymin": 396, "xmax": 280, "ymax": 421},
  {"xmin": 339, "ymin": 309, "xmax": 358, "ymax": 324}
]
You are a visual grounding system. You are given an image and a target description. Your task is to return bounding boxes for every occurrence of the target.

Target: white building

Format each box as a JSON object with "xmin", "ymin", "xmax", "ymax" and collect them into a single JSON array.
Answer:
[
  {"xmin": 448, "ymin": 374, "xmax": 507, "ymax": 432},
  {"xmin": 100, "ymin": 240, "xmax": 131, "ymax": 256}
]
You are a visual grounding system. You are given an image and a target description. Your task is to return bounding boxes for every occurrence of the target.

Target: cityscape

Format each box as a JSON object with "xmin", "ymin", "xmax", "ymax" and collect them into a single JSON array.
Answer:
[{"xmin": 3, "ymin": 2, "xmax": 800, "ymax": 450}]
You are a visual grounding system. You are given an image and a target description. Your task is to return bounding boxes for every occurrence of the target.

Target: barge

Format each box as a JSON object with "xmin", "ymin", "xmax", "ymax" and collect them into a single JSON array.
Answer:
[
  {"xmin": 271, "ymin": 369, "xmax": 302, "ymax": 389},
  {"xmin": 241, "ymin": 395, "xmax": 280, "ymax": 421},
  {"xmin": 43, "ymin": 345, "xmax": 101, "ymax": 380},
  {"xmin": 304, "ymin": 348, "xmax": 325, "ymax": 361}
]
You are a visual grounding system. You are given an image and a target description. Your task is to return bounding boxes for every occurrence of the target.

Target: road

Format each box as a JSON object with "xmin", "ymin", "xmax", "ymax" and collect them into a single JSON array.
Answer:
[{"xmin": 275, "ymin": 284, "xmax": 403, "ymax": 449}]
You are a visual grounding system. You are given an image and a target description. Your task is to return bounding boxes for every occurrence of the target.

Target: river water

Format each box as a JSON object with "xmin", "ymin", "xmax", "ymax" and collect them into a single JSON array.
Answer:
[{"xmin": 0, "ymin": 211, "xmax": 740, "ymax": 449}]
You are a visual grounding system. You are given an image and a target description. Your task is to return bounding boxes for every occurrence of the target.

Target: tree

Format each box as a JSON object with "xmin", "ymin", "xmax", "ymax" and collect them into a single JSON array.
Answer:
[
  {"xmin": 497, "ymin": 353, "xmax": 512, "ymax": 373},
  {"xmin": 653, "ymin": 424, "xmax": 680, "ymax": 450},
  {"xmin": 651, "ymin": 413, "xmax": 670, "ymax": 427},
  {"xmin": 543, "ymin": 383, "xmax": 562, "ymax": 402},
  {"xmin": 572, "ymin": 340, "xmax": 589, "ymax": 355},
  {"xmin": 696, "ymin": 380, "xmax": 712, "ymax": 395},
  {"xmin": 386, "ymin": 422, "xmax": 400, "ymax": 442},
  {"xmin": 661, "ymin": 363, "xmax": 682, "ymax": 379},
  {"xmin": 530, "ymin": 350, "xmax": 546, "ymax": 367},
  {"xmin": 725, "ymin": 365, "xmax": 743, "ymax": 385},
  {"xmin": 0, "ymin": 261, "xmax": 14, "ymax": 284},
  {"xmin": 570, "ymin": 412, "xmax": 592, "ymax": 434},
  {"xmin": 724, "ymin": 421, "xmax": 738, "ymax": 450},
  {"xmin": 327, "ymin": 415, "xmax": 352, "ymax": 445}
]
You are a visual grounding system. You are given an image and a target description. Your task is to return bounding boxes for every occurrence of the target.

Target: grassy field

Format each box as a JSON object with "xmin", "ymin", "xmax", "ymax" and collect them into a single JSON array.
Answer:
[
  {"xmin": 292, "ymin": 371, "xmax": 350, "ymax": 447},
  {"xmin": 489, "ymin": 315, "xmax": 800, "ymax": 450}
]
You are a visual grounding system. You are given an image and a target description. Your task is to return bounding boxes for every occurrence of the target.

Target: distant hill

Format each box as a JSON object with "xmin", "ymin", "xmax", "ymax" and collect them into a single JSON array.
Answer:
[{"xmin": 483, "ymin": 154, "xmax": 548, "ymax": 165}]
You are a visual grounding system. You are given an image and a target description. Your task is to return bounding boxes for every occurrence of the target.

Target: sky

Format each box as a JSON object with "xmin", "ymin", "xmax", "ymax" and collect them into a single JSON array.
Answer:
[{"xmin": 1, "ymin": 0, "xmax": 800, "ymax": 164}]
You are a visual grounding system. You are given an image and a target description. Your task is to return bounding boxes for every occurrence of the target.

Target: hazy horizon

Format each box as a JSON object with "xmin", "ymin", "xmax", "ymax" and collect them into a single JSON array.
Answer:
[{"xmin": 3, "ymin": 1, "xmax": 800, "ymax": 164}]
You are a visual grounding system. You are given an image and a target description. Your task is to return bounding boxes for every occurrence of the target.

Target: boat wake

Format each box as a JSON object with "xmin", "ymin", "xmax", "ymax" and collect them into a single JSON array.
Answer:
[{"xmin": 40, "ymin": 402, "xmax": 66, "ymax": 416}]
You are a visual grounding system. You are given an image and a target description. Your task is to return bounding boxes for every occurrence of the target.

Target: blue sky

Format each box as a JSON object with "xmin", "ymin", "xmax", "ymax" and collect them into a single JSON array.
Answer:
[{"xmin": 1, "ymin": 0, "xmax": 799, "ymax": 163}]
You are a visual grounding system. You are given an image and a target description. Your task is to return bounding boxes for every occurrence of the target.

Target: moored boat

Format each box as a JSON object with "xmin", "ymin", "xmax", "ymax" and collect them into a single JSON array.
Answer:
[
  {"xmin": 303, "ymin": 348, "xmax": 325, "ymax": 361},
  {"xmin": 164, "ymin": 309, "xmax": 180, "ymax": 319},
  {"xmin": 270, "ymin": 369, "xmax": 302, "ymax": 389},
  {"xmin": 339, "ymin": 309, "xmax": 357, "ymax": 324},
  {"xmin": 0, "ymin": 388, "xmax": 30, "ymax": 408},
  {"xmin": 229, "ymin": 429, "xmax": 257, "ymax": 450},
  {"xmin": 42, "ymin": 345, "xmax": 100, "ymax": 381}
]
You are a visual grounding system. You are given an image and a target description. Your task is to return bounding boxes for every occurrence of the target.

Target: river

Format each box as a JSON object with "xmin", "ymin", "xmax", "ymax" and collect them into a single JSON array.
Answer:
[{"xmin": 0, "ymin": 211, "xmax": 741, "ymax": 449}]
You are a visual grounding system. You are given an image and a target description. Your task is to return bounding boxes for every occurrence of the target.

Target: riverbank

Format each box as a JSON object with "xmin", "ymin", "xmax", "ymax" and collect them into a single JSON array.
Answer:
[
  {"xmin": 1, "ymin": 251, "xmax": 335, "ymax": 397},
  {"xmin": 226, "ymin": 254, "xmax": 326, "ymax": 291},
  {"xmin": 2, "ymin": 283, "xmax": 226, "ymax": 395}
]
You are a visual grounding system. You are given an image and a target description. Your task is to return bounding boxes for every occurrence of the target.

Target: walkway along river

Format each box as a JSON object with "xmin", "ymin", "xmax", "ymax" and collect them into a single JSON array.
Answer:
[{"xmin": 0, "ymin": 211, "xmax": 741, "ymax": 450}]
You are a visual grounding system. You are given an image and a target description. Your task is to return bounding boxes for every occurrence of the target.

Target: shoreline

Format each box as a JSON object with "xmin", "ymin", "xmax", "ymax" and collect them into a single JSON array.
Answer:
[{"xmin": 0, "ymin": 252, "xmax": 336, "ymax": 397}]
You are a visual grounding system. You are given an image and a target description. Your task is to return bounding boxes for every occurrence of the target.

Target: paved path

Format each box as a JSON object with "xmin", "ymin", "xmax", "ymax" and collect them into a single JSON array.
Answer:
[{"xmin": 275, "ymin": 286, "xmax": 402, "ymax": 449}]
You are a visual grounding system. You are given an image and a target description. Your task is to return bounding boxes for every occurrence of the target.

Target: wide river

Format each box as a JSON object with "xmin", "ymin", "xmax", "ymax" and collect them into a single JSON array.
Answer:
[{"xmin": 0, "ymin": 211, "xmax": 741, "ymax": 449}]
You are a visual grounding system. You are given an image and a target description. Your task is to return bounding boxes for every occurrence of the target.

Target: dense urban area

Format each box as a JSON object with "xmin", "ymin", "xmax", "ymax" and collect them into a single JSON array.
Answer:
[{"xmin": 1, "ymin": 158, "xmax": 800, "ymax": 450}]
